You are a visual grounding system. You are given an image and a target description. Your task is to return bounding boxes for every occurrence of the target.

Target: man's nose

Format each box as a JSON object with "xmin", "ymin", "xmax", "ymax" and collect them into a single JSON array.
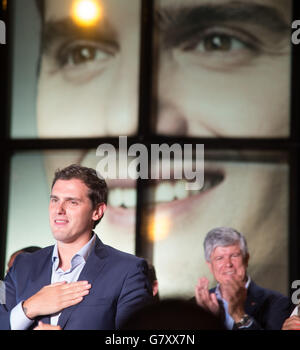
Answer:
[
  {"xmin": 156, "ymin": 100, "xmax": 188, "ymax": 136},
  {"xmin": 224, "ymin": 257, "xmax": 233, "ymax": 267},
  {"xmin": 105, "ymin": 53, "xmax": 139, "ymax": 136},
  {"xmin": 105, "ymin": 84, "xmax": 138, "ymax": 135},
  {"xmin": 56, "ymin": 202, "xmax": 66, "ymax": 214}
]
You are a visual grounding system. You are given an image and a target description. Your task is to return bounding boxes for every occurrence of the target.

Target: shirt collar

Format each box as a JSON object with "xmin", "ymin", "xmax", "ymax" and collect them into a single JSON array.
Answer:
[{"xmin": 52, "ymin": 233, "xmax": 96, "ymax": 267}]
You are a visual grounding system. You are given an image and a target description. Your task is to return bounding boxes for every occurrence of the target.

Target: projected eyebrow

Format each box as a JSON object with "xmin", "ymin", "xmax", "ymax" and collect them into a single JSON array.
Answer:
[
  {"xmin": 41, "ymin": 17, "xmax": 119, "ymax": 54},
  {"xmin": 156, "ymin": 3, "xmax": 290, "ymax": 49}
]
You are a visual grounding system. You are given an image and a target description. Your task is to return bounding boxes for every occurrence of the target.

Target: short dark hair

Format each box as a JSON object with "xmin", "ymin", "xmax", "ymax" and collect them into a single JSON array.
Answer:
[
  {"xmin": 147, "ymin": 262, "xmax": 160, "ymax": 302},
  {"xmin": 12, "ymin": 246, "xmax": 42, "ymax": 257},
  {"xmin": 21, "ymin": 246, "xmax": 42, "ymax": 253},
  {"xmin": 147, "ymin": 263, "xmax": 157, "ymax": 285},
  {"xmin": 52, "ymin": 164, "xmax": 108, "ymax": 228}
]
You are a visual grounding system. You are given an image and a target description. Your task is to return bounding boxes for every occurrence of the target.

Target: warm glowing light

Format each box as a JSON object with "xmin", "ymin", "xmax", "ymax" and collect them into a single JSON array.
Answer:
[
  {"xmin": 72, "ymin": 0, "xmax": 101, "ymax": 26},
  {"xmin": 148, "ymin": 214, "xmax": 171, "ymax": 242},
  {"xmin": 2, "ymin": 0, "xmax": 7, "ymax": 11}
]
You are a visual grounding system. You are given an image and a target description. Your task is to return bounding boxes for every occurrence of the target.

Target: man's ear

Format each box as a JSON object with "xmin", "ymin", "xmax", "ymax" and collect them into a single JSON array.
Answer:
[
  {"xmin": 244, "ymin": 253, "xmax": 250, "ymax": 268},
  {"xmin": 92, "ymin": 203, "xmax": 107, "ymax": 221}
]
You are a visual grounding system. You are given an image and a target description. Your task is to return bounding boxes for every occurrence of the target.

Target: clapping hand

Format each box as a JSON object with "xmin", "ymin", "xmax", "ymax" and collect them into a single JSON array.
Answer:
[{"xmin": 195, "ymin": 277, "xmax": 220, "ymax": 315}]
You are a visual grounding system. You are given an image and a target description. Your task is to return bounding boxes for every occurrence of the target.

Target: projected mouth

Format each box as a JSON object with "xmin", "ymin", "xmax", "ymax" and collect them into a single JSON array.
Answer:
[
  {"xmin": 80, "ymin": 150, "xmax": 224, "ymax": 227},
  {"xmin": 107, "ymin": 169, "xmax": 224, "ymax": 211}
]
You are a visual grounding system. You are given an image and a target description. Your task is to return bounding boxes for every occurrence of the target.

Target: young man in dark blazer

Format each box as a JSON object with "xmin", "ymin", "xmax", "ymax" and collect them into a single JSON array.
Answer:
[{"xmin": 0, "ymin": 164, "xmax": 152, "ymax": 330}]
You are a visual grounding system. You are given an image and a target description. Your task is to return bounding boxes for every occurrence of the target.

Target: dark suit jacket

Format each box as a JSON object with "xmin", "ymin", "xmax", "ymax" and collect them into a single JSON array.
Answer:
[
  {"xmin": 0, "ymin": 236, "xmax": 153, "ymax": 330},
  {"xmin": 210, "ymin": 281, "xmax": 294, "ymax": 330}
]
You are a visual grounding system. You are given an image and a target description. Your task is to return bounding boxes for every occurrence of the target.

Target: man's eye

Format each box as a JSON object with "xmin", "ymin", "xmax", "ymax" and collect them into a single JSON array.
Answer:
[
  {"xmin": 55, "ymin": 41, "xmax": 116, "ymax": 69},
  {"xmin": 48, "ymin": 41, "xmax": 119, "ymax": 82},
  {"xmin": 63, "ymin": 45, "xmax": 112, "ymax": 67},
  {"xmin": 174, "ymin": 28, "xmax": 261, "ymax": 70},
  {"xmin": 179, "ymin": 27, "xmax": 260, "ymax": 57},
  {"xmin": 195, "ymin": 34, "xmax": 246, "ymax": 53}
]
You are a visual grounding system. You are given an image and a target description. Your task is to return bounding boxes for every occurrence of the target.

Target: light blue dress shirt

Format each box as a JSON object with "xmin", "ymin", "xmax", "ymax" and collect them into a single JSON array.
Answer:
[
  {"xmin": 215, "ymin": 276, "xmax": 251, "ymax": 330},
  {"xmin": 10, "ymin": 234, "xmax": 96, "ymax": 330}
]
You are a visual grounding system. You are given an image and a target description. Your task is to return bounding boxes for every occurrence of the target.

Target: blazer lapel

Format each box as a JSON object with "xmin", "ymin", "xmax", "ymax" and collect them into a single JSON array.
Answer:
[
  {"xmin": 58, "ymin": 236, "xmax": 108, "ymax": 329},
  {"xmin": 28, "ymin": 247, "xmax": 53, "ymax": 326},
  {"xmin": 245, "ymin": 281, "xmax": 265, "ymax": 316}
]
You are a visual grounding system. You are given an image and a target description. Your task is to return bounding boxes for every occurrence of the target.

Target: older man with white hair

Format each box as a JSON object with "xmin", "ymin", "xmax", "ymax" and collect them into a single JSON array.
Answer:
[{"xmin": 195, "ymin": 227, "xmax": 293, "ymax": 330}]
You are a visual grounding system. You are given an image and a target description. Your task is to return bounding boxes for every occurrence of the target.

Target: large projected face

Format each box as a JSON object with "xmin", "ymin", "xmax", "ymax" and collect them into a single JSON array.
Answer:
[
  {"xmin": 37, "ymin": 0, "xmax": 291, "ymax": 140},
  {"xmin": 32, "ymin": 0, "xmax": 290, "ymax": 296}
]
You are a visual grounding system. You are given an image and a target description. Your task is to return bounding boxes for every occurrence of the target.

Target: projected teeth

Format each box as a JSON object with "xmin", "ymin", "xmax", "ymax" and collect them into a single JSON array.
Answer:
[
  {"xmin": 108, "ymin": 180, "xmax": 198, "ymax": 207},
  {"xmin": 108, "ymin": 188, "xmax": 123, "ymax": 207},
  {"xmin": 154, "ymin": 182, "xmax": 174, "ymax": 203},
  {"xmin": 122, "ymin": 189, "xmax": 136, "ymax": 208},
  {"xmin": 108, "ymin": 188, "xmax": 136, "ymax": 208},
  {"xmin": 107, "ymin": 173, "xmax": 224, "ymax": 208},
  {"xmin": 174, "ymin": 180, "xmax": 188, "ymax": 200}
]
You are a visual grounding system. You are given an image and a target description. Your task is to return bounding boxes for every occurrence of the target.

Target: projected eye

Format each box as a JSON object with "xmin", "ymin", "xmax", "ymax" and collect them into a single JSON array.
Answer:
[
  {"xmin": 50, "ymin": 40, "xmax": 118, "ymax": 82},
  {"xmin": 59, "ymin": 43, "xmax": 114, "ymax": 67},
  {"xmin": 177, "ymin": 27, "xmax": 261, "ymax": 69},
  {"xmin": 193, "ymin": 34, "xmax": 248, "ymax": 53}
]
